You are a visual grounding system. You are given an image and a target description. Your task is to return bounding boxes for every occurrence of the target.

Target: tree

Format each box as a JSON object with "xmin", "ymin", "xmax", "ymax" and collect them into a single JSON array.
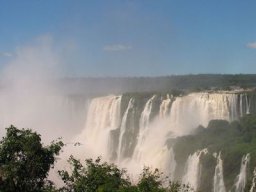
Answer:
[
  {"xmin": 137, "ymin": 167, "xmax": 165, "ymax": 192},
  {"xmin": 58, "ymin": 156, "xmax": 131, "ymax": 192},
  {"xmin": 167, "ymin": 181, "xmax": 194, "ymax": 192},
  {"xmin": 59, "ymin": 156, "xmax": 195, "ymax": 192},
  {"xmin": 136, "ymin": 167, "xmax": 193, "ymax": 192},
  {"xmin": 0, "ymin": 125, "xmax": 63, "ymax": 192}
]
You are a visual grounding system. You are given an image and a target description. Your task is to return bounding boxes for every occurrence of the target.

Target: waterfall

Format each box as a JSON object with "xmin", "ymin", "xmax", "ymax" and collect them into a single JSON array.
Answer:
[
  {"xmin": 80, "ymin": 92, "xmax": 255, "ymax": 158},
  {"xmin": 139, "ymin": 95, "xmax": 156, "ymax": 130},
  {"xmin": 159, "ymin": 94, "xmax": 172, "ymax": 118},
  {"xmin": 80, "ymin": 95, "xmax": 122, "ymax": 159},
  {"xmin": 245, "ymin": 95, "xmax": 251, "ymax": 114},
  {"xmin": 168, "ymin": 148, "xmax": 177, "ymax": 181},
  {"xmin": 213, "ymin": 153, "xmax": 226, "ymax": 192},
  {"xmin": 250, "ymin": 168, "xmax": 256, "ymax": 192},
  {"xmin": 131, "ymin": 95, "xmax": 176, "ymax": 179},
  {"xmin": 82, "ymin": 92, "xmax": 253, "ymax": 151},
  {"xmin": 164, "ymin": 92, "xmax": 246, "ymax": 135},
  {"xmin": 182, "ymin": 149, "xmax": 208, "ymax": 190},
  {"xmin": 117, "ymin": 98, "xmax": 135, "ymax": 160},
  {"xmin": 234, "ymin": 154, "xmax": 250, "ymax": 192},
  {"xmin": 133, "ymin": 95, "xmax": 156, "ymax": 160},
  {"xmin": 240, "ymin": 94, "xmax": 244, "ymax": 117},
  {"xmin": 229, "ymin": 94, "xmax": 239, "ymax": 121},
  {"xmin": 240, "ymin": 94, "xmax": 251, "ymax": 116},
  {"xmin": 76, "ymin": 91, "xmax": 256, "ymax": 186}
]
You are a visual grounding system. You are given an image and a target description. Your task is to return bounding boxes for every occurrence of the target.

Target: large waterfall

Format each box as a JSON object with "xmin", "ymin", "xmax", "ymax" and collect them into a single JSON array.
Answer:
[
  {"xmin": 79, "ymin": 95, "xmax": 122, "ymax": 159},
  {"xmin": 213, "ymin": 153, "xmax": 226, "ymax": 192},
  {"xmin": 182, "ymin": 149, "xmax": 208, "ymax": 190},
  {"xmin": 78, "ymin": 91, "xmax": 256, "ymax": 189},
  {"xmin": 234, "ymin": 154, "xmax": 250, "ymax": 192}
]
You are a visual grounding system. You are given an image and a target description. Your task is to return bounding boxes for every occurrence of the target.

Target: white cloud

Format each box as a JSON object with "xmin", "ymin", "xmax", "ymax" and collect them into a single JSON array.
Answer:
[
  {"xmin": 0, "ymin": 52, "xmax": 13, "ymax": 57},
  {"xmin": 103, "ymin": 44, "xmax": 132, "ymax": 52},
  {"xmin": 246, "ymin": 42, "xmax": 256, "ymax": 49}
]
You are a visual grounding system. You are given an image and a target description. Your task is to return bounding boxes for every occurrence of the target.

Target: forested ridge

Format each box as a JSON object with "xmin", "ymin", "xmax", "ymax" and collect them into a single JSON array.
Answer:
[{"xmin": 58, "ymin": 74, "xmax": 256, "ymax": 96}]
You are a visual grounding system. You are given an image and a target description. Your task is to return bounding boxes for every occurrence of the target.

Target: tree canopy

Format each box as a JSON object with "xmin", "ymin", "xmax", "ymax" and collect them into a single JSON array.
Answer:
[
  {"xmin": 58, "ymin": 156, "xmax": 194, "ymax": 192},
  {"xmin": 0, "ymin": 125, "xmax": 63, "ymax": 192}
]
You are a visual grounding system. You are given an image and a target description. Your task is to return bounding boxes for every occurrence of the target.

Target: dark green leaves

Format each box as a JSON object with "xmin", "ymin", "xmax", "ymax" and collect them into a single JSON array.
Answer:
[{"xmin": 0, "ymin": 125, "xmax": 63, "ymax": 192}]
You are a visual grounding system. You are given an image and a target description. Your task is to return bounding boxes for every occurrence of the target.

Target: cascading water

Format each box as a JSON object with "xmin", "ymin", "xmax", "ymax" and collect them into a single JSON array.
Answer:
[
  {"xmin": 165, "ymin": 92, "xmax": 247, "ymax": 135},
  {"xmin": 250, "ymin": 168, "xmax": 256, "ymax": 192},
  {"xmin": 117, "ymin": 98, "xmax": 136, "ymax": 160},
  {"xmin": 139, "ymin": 95, "xmax": 156, "ymax": 130},
  {"xmin": 133, "ymin": 95, "xmax": 156, "ymax": 160},
  {"xmin": 234, "ymin": 154, "xmax": 250, "ymax": 192},
  {"xmin": 213, "ymin": 153, "xmax": 226, "ymax": 192},
  {"xmin": 159, "ymin": 94, "xmax": 172, "ymax": 118},
  {"xmin": 240, "ymin": 93, "xmax": 252, "ymax": 116},
  {"xmin": 126, "ymin": 95, "xmax": 177, "ymax": 179},
  {"xmin": 245, "ymin": 94, "xmax": 251, "ymax": 114},
  {"xmin": 77, "ymin": 91, "xmax": 255, "ymax": 187},
  {"xmin": 182, "ymin": 149, "xmax": 208, "ymax": 190},
  {"xmin": 79, "ymin": 95, "xmax": 122, "ymax": 159}
]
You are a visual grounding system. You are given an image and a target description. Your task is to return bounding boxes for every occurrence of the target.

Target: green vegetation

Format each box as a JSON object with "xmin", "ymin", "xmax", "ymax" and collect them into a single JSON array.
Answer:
[
  {"xmin": 171, "ymin": 114, "xmax": 256, "ymax": 191},
  {"xmin": 0, "ymin": 125, "xmax": 64, "ymax": 192},
  {"xmin": 58, "ymin": 156, "xmax": 130, "ymax": 192},
  {"xmin": 61, "ymin": 74, "xmax": 256, "ymax": 96},
  {"xmin": 0, "ymin": 125, "xmax": 193, "ymax": 192},
  {"xmin": 58, "ymin": 157, "xmax": 194, "ymax": 192}
]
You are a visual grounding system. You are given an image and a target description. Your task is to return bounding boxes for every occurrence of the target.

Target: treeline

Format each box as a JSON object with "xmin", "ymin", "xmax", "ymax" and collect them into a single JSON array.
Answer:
[
  {"xmin": 0, "ymin": 126, "xmax": 193, "ymax": 192},
  {"xmin": 59, "ymin": 74, "xmax": 256, "ymax": 96}
]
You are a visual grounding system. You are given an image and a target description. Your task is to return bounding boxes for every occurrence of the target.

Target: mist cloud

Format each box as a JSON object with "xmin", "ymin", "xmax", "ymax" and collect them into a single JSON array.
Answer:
[
  {"xmin": 0, "ymin": 35, "xmax": 84, "ymax": 143},
  {"xmin": 0, "ymin": 52, "xmax": 13, "ymax": 57}
]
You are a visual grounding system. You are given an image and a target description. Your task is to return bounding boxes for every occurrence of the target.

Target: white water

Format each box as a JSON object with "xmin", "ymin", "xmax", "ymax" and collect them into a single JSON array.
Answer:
[
  {"xmin": 234, "ymin": 154, "xmax": 250, "ymax": 192},
  {"xmin": 82, "ymin": 92, "xmax": 251, "ymax": 159},
  {"xmin": 118, "ymin": 98, "xmax": 135, "ymax": 160},
  {"xmin": 133, "ymin": 95, "xmax": 156, "ymax": 160},
  {"xmin": 118, "ymin": 95, "xmax": 177, "ymax": 179},
  {"xmin": 245, "ymin": 94, "xmax": 251, "ymax": 114},
  {"xmin": 182, "ymin": 149, "xmax": 208, "ymax": 190},
  {"xmin": 250, "ymin": 168, "xmax": 256, "ymax": 192},
  {"xmin": 214, "ymin": 153, "xmax": 226, "ymax": 192},
  {"xmin": 130, "ymin": 95, "xmax": 177, "ymax": 179},
  {"xmin": 76, "ymin": 91, "xmax": 253, "ymax": 186},
  {"xmin": 167, "ymin": 93, "xmax": 244, "ymax": 135},
  {"xmin": 139, "ymin": 95, "xmax": 156, "ymax": 131},
  {"xmin": 159, "ymin": 94, "xmax": 172, "ymax": 118},
  {"xmin": 79, "ymin": 95, "xmax": 122, "ymax": 159}
]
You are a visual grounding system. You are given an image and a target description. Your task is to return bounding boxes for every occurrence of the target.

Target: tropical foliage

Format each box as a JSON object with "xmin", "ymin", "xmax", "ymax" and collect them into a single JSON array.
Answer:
[{"xmin": 0, "ymin": 125, "xmax": 63, "ymax": 192}]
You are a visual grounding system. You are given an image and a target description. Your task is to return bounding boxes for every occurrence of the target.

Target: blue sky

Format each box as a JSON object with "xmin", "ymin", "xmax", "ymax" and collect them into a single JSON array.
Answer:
[{"xmin": 0, "ymin": 0, "xmax": 256, "ymax": 76}]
